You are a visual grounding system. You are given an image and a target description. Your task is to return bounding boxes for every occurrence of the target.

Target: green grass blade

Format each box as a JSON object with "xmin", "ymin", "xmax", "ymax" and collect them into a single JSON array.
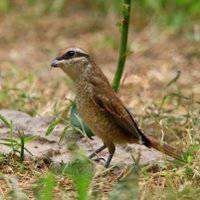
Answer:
[
  {"xmin": 38, "ymin": 172, "xmax": 57, "ymax": 200},
  {"xmin": 63, "ymin": 158, "xmax": 94, "ymax": 200},
  {"xmin": 161, "ymin": 70, "xmax": 181, "ymax": 91},
  {"xmin": 45, "ymin": 117, "xmax": 61, "ymax": 136},
  {"xmin": 24, "ymin": 135, "xmax": 38, "ymax": 143},
  {"xmin": 0, "ymin": 113, "xmax": 12, "ymax": 129}
]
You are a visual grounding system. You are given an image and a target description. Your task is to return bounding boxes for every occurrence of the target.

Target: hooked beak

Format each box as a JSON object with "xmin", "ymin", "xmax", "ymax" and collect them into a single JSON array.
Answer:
[{"xmin": 51, "ymin": 59, "xmax": 63, "ymax": 68}]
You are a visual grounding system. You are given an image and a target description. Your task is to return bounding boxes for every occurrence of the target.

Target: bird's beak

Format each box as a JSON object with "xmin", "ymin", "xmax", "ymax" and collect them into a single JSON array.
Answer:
[{"xmin": 51, "ymin": 59, "xmax": 63, "ymax": 68}]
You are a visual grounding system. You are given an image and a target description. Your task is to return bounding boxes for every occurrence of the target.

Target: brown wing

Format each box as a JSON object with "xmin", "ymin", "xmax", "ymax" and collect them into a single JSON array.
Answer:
[{"xmin": 88, "ymin": 74, "xmax": 144, "ymax": 142}]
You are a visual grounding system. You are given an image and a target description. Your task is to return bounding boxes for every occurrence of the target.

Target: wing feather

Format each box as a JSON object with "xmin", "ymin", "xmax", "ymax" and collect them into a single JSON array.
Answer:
[{"xmin": 88, "ymin": 75, "xmax": 144, "ymax": 141}]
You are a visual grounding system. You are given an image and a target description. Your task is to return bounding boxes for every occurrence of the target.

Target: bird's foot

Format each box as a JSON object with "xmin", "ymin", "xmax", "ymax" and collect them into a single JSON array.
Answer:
[{"xmin": 93, "ymin": 157, "xmax": 106, "ymax": 162}]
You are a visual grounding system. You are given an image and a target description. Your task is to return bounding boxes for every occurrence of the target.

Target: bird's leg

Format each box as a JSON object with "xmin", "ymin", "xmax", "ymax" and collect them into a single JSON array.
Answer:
[
  {"xmin": 104, "ymin": 144, "xmax": 115, "ymax": 168},
  {"xmin": 89, "ymin": 144, "xmax": 107, "ymax": 159}
]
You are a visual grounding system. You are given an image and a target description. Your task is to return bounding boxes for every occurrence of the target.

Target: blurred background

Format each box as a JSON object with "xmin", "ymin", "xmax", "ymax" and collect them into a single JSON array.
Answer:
[{"xmin": 0, "ymin": 0, "xmax": 199, "ymax": 116}]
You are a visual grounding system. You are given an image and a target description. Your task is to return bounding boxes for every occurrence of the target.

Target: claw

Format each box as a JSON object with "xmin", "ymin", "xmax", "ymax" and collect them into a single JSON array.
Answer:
[{"xmin": 94, "ymin": 157, "xmax": 106, "ymax": 162}]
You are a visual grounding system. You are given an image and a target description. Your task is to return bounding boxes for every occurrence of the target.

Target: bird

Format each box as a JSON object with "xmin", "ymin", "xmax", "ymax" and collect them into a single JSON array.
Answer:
[{"xmin": 51, "ymin": 47, "xmax": 183, "ymax": 168}]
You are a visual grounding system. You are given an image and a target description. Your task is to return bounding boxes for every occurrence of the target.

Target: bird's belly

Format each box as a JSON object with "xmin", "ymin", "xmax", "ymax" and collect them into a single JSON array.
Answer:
[{"xmin": 76, "ymin": 96, "xmax": 134, "ymax": 144}]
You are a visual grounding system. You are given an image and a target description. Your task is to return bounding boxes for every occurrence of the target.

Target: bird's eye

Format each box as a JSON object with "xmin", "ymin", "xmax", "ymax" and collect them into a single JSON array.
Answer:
[
  {"xmin": 61, "ymin": 50, "xmax": 76, "ymax": 60},
  {"xmin": 67, "ymin": 51, "xmax": 75, "ymax": 57}
]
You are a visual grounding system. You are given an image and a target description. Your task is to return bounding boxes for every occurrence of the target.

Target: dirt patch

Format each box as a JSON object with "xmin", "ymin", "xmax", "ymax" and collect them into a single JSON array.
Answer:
[{"xmin": 0, "ymin": 109, "xmax": 165, "ymax": 167}]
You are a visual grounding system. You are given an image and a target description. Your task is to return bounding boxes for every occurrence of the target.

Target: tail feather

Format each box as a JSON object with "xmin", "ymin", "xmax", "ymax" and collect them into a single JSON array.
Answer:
[{"xmin": 144, "ymin": 134, "xmax": 183, "ymax": 161}]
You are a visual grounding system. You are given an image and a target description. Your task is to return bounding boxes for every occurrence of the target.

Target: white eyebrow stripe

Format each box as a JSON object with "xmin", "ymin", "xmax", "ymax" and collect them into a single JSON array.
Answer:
[{"xmin": 67, "ymin": 48, "xmax": 88, "ymax": 55}]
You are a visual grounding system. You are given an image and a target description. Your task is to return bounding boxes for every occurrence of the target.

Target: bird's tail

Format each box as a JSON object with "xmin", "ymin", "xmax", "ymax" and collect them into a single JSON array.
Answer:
[{"xmin": 144, "ymin": 134, "xmax": 183, "ymax": 161}]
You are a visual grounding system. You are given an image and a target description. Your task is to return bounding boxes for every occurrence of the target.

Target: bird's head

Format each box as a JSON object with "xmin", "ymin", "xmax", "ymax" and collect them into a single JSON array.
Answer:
[{"xmin": 51, "ymin": 47, "xmax": 91, "ymax": 81}]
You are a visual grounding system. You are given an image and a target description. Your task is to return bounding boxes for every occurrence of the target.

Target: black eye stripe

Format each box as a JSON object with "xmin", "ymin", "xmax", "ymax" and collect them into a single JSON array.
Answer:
[{"xmin": 57, "ymin": 51, "xmax": 89, "ymax": 60}]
